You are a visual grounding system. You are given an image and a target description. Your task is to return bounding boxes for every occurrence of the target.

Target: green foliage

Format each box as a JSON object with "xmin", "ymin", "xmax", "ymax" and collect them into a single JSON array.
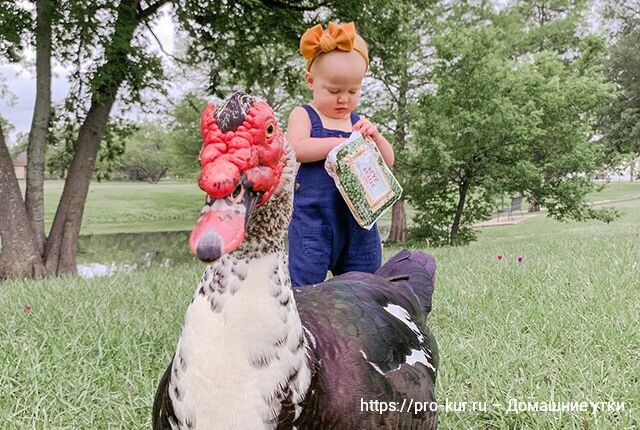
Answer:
[
  {"xmin": 407, "ymin": 184, "xmax": 495, "ymax": 247},
  {"xmin": 603, "ymin": 0, "xmax": 640, "ymax": 26},
  {"xmin": 0, "ymin": 1, "xmax": 31, "ymax": 62},
  {"xmin": 333, "ymin": 0, "xmax": 439, "ymax": 159},
  {"xmin": 117, "ymin": 121, "xmax": 171, "ymax": 183},
  {"xmin": 405, "ymin": 4, "xmax": 616, "ymax": 246},
  {"xmin": 509, "ymin": 0, "xmax": 589, "ymax": 54},
  {"xmin": 405, "ymin": 22, "xmax": 521, "ymax": 245},
  {"xmin": 165, "ymin": 92, "xmax": 208, "ymax": 179},
  {"xmin": 507, "ymin": 52, "xmax": 617, "ymax": 221},
  {"xmin": 97, "ymin": 119, "xmax": 137, "ymax": 181},
  {"xmin": 600, "ymin": 22, "xmax": 640, "ymax": 164},
  {"xmin": 46, "ymin": 107, "xmax": 136, "ymax": 180},
  {"xmin": 174, "ymin": 0, "xmax": 321, "ymax": 112}
]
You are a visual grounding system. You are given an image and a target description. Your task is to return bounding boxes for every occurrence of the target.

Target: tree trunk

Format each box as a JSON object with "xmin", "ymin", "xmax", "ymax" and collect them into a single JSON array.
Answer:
[
  {"xmin": 450, "ymin": 177, "xmax": 470, "ymax": 243},
  {"xmin": 25, "ymin": 0, "xmax": 53, "ymax": 257},
  {"xmin": 387, "ymin": 200, "xmax": 407, "ymax": 242},
  {"xmin": 388, "ymin": 74, "xmax": 409, "ymax": 243},
  {"xmin": 630, "ymin": 156, "xmax": 638, "ymax": 182},
  {"xmin": 528, "ymin": 196, "xmax": 540, "ymax": 212},
  {"xmin": 45, "ymin": 101, "xmax": 117, "ymax": 274},
  {"xmin": 152, "ymin": 167, "xmax": 169, "ymax": 184},
  {"xmin": 0, "ymin": 0, "xmax": 170, "ymax": 279},
  {"xmin": 44, "ymin": 0, "xmax": 140, "ymax": 275},
  {"xmin": 0, "ymin": 126, "xmax": 47, "ymax": 279}
]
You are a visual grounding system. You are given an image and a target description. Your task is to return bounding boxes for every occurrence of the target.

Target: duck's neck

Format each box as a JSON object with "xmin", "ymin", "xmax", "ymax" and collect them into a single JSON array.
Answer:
[
  {"xmin": 171, "ymin": 222, "xmax": 311, "ymax": 429},
  {"xmin": 237, "ymin": 186, "xmax": 293, "ymax": 258}
]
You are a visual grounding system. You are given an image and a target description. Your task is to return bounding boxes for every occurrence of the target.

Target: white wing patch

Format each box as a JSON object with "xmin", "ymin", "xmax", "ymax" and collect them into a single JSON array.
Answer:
[
  {"xmin": 360, "ymin": 350, "xmax": 388, "ymax": 375},
  {"xmin": 383, "ymin": 303, "xmax": 436, "ymax": 373},
  {"xmin": 302, "ymin": 326, "xmax": 317, "ymax": 349},
  {"xmin": 383, "ymin": 303, "xmax": 424, "ymax": 342}
]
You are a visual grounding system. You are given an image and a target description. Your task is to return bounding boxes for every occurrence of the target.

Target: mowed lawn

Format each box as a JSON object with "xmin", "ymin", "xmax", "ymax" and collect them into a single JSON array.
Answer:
[
  {"xmin": 38, "ymin": 180, "xmax": 204, "ymax": 234},
  {"xmin": 1, "ymin": 181, "xmax": 639, "ymax": 429}
]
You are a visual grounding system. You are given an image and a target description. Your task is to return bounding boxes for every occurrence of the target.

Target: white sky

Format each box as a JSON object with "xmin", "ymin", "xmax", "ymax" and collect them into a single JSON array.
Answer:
[{"xmin": 0, "ymin": 6, "xmax": 176, "ymax": 146}]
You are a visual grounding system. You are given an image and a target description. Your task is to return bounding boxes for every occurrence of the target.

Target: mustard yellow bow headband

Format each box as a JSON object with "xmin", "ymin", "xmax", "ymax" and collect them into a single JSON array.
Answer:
[{"xmin": 300, "ymin": 22, "xmax": 369, "ymax": 71}]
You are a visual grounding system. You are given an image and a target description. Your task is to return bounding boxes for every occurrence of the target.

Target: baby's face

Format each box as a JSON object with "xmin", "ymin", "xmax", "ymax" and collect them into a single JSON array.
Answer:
[{"xmin": 306, "ymin": 50, "xmax": 367, "ymax": 120}]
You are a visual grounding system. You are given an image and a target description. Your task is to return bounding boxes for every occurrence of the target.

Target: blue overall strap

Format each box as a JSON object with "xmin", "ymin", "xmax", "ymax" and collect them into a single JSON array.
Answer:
[
  {"xmin": 301, "ymin": 104, "xmax": 324, "ymax": 134},
  {"xmin": 302, "ymin": 104, "xmax": 361, "ymax": 135}
]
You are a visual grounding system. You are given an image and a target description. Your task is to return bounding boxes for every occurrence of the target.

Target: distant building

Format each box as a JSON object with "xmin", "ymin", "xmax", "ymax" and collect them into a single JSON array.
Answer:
[
  {"xmin": 12, "ymin": 151, "xmax": 27, "ymax": 179},
  {"xmin": 597, "ymin": 158, "xmax": 640, "ymax": 182}
]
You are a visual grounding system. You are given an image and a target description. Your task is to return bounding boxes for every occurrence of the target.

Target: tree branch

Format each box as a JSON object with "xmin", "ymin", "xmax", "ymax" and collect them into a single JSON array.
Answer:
[
  {"xmin": 379, "ymin": 122, "xmax": 396, "ymax": 135},
  {"xmin": 621, "ymin": 3, "xmax": 640, "ymax": 20},
  {"xmin": 143, "ymin": 20, "xmax": 190, "ymax": 65},
  {"xmin": 260, "ymin": 0, "xmax": 327, "ymax": 12},
  {"xmin": 378, "ymin": 79, "xmax": 399, "ymax": 105},
  {"xmin": 137, "ymin": 0, "xmax": 170, "ymax": 20}
]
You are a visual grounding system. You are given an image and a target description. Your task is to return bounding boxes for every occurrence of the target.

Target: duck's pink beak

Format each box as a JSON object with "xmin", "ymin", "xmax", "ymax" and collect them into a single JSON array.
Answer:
[{"xmin": 189, "ymin": 187, "xmax": 260, "ymax": 262}]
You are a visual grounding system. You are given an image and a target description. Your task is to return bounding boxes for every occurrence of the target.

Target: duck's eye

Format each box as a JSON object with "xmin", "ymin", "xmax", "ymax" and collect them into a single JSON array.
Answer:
[{"xmin": 265, "ymin": 123, "xmax": 275, "ymax": 138}]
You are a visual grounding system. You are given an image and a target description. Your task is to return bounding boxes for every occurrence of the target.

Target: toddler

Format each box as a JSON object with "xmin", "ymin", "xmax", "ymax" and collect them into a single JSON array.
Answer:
[{"xmin": 287, "ymin": 22, "xmax": 394, "ymax": 287}]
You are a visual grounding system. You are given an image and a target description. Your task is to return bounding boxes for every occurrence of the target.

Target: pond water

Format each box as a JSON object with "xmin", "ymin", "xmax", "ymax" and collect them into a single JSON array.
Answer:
[{"xmin": 76, "ymin": 231, "xmax": 195, "ymax": 277}]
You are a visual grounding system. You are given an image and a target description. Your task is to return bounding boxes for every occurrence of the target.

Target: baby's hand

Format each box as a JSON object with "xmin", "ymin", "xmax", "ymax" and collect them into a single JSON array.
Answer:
[{"xmin": 353, "ymin": 117, "xmax": 381, "ymax": 143}]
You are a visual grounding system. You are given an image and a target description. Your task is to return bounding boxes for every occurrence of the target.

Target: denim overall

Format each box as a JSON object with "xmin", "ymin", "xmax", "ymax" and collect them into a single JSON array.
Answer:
[{"xmin": 287, "ymin": 104, "xmax": 382, "ymax": 288}]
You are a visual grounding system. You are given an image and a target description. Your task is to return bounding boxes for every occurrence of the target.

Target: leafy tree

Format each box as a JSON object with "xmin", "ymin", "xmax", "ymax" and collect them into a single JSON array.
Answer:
[
  {"xmin": 603, "ymin": 0, "xmax": 640, "ymax": 27},
  {"xmin": 600, "ymin": 21, "xmax": 640, "ymax": 180},
  {"xmin": 0, "ymin": 0, "xmax": 193, "ymax": 277},
  {"xmin": 46, "ymin": 110, "xmax": 134, "ymax": 180},
  {"xmin": 174, "ymin": 1, "xmax": 323, "ymax": 115},
  {"xmin": 0, "ymin": 0, "xmax": 336, "ymax": 278},
  {"xmin": 505, "ymin": 51, "xmax": 616, "ymax": 223},
  {"xmin": 405, "ymin": 6, "xmax": 616, "ymax": 246},
  {"xmin": 165, "ymin": 92, "xmax": 208, "ymax": 179},
  {"xmin": 117, "ymin": 122, "xmax": 171, "ymax": 183},
  {"xmin": 406, "ymin": 23, "xmax": 527, "ymax": 246},
  {"xmin": 0, "ymin": 1, "xmax": 30, "ymax": 62},
  {"xmin": 506, "ymin": 0, "xmax": 597, "ymax": 211},
  {"xmin": 509, "ymin": 0, "xmax": 589, "ymax": 54},
  {"xmin": 331, "ymin": 0, "xmax": 440, "ymax": 243}
]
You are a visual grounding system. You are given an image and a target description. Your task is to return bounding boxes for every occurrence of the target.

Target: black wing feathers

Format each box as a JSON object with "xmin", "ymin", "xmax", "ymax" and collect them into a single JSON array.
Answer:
[
  {"xmin": 294, "ymin": 250, "xmax": 438, "ymax": 429},
  {"xmin": 152, "ymin": 359, "xmax": 176, "ymax": 430}
]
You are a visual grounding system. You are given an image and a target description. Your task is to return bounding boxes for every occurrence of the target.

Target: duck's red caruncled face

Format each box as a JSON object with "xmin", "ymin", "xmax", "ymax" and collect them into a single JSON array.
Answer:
[{"xmin": 189, "ymin": 92, "xmax": 285, "ymax": 262}]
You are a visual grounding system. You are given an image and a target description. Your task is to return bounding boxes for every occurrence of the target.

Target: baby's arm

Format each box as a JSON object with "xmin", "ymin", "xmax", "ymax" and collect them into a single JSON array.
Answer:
[
  {"xmin": 287, "ymin": 107, "xmax": 345, "ymax": 163},
  {"xmin": 353, "ymin": 118, "xmax": 395, "ymax": 168}
]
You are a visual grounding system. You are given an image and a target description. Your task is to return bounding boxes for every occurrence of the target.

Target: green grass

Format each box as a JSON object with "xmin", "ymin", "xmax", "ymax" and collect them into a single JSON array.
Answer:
[
  {"xmin": 32, "ymin": 180, "xmax": 204, "ymax": 235},
  {"xmin": 26, "ymin": 179, "xmax": 640, "ymax": 236},
  {"xmin": 2, "ymin": 181, "xmax": 638, "ymax": 428},
  {"xmin": 0, "ymin": 268, "xmax": 193, "ymax": 429},
  {"xmin": 588, "ymin": 181, "xmax": 640, "ymax": 203},
  {"xmin": 424, "ymin": 205, "xmax": 640, "ymax": 429}
]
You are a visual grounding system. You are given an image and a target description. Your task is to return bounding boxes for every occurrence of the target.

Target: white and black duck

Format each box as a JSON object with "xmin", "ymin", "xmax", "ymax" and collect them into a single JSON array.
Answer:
[{"xmin": 152, "ymin": 92, "xmax": 439, "ymax": 430}]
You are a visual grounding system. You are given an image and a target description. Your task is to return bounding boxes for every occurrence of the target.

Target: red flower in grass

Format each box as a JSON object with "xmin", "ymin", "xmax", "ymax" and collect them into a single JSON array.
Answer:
[
  {"xmin": 517, "ymin": 256, "xmax": 523, "ymax": 263},
  {"xmin": 497, "ymin": 255, "xmax": 503, "ymax": 261},
  {"xmin": 24, "ymin": 305, "xmax": 32, "ymax": 312}
]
